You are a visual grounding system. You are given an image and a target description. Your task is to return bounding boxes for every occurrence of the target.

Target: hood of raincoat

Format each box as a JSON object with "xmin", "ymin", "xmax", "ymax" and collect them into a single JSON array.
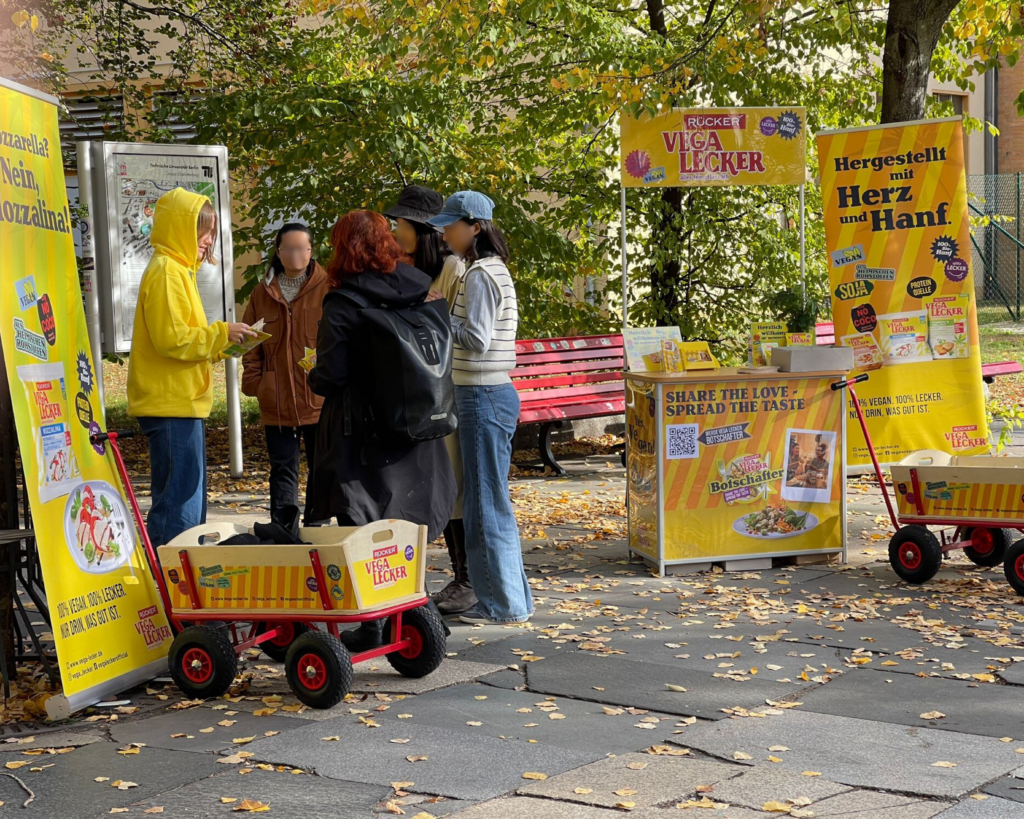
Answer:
[{"xmin": 150, "ymin": 187, "xmax": 209, "ymax": 271}]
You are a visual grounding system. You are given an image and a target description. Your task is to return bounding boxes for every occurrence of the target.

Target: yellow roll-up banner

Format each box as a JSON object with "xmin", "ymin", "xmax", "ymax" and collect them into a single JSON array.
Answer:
[
  {"xmin": 817, "ymin": 118, "xmax": 987, "ymax": 467},
  {"xmin": 0, "ymin": 78, "xmax": 171, "ymax": 710},
  {"xmin": 620, "ymin": 107, "xmax": 806, "ymax": 188}
]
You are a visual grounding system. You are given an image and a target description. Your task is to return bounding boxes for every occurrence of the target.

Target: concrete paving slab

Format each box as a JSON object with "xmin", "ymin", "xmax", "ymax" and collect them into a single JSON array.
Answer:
[
  {"xmin": 0, "ymin": 740, "xmax": 218, "ymax": 818},
  {"xmin": 109, "ymin": 707, "xmax": 304, "ymax": 753},
  {"xmin": 477, "ymin": 669, "xmax": 526, "ymax": 690},
  {"xmin": 0, "ymin": 730, "xmax": 103, "ymax": 753},
  {"xmin": 935, "ymin": 797, "xmax": 1024, "ymax": 817},
  {"xmin": 516, "ymin": 751, "xmax": 740, "ymax": 809},
  {"xmin": 802, "ymin": 788, "xmax": 950, "ymax": 817},
  {"xmin": 798, "ymin": 670, "xmax": 1024, "ymax": 738},
  {"xmin": 350, "ymin": 659, "xmax": 506, "ymax": 694},
  {"xmin": 710, "ymin": 765, "xmax": 850, "ymax": 808},
  {"xmin": 376, "ymin": 683, "xmax": 671, "ymax": 754},
  {"xmin": 448, "ymin": 795, "xmax": 642, "ymax": 818},
  {"xmin": 999, "ymin": 663, "xmax": 1024, "ymax": 686},
  {"xmin": 681, "ymin": 710, "xmax": 1024, "ymax": 798},
  {"xmin": 983, "ymin": 769, "xmax": 1024, "ymax": 804},
  {"xmin": 526, "ymin": 652, "xmax": 816, "ymax": 720},
  {"xmin": 243, "ymin": 718, "xmax": 602, "ymax": 801},
  {"xmin": 109, "ymin": 768, "xmax": 389, "ymax": 819}
]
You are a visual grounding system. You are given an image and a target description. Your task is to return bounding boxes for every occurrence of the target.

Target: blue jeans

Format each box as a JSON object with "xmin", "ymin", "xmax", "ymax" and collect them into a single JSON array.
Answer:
[
  {"xmin": 456, "ymin": 383, "xmax": 533, "ymax": 623},
  {"xmin": 138, "ymin": 417, "xmax": 207, "ymax": 547}
]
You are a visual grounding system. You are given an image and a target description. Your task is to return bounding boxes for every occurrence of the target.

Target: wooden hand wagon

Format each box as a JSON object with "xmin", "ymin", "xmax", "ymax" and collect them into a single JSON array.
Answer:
[{"xmin": 93, "ymin": 430, "xmax": 446, "ymax": 710}]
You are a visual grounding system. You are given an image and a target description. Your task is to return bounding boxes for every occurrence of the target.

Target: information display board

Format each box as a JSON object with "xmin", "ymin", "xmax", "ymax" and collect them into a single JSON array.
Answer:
[{"xmin": 89, "ymin": 143, "xmax": 234, "ymax": 353}]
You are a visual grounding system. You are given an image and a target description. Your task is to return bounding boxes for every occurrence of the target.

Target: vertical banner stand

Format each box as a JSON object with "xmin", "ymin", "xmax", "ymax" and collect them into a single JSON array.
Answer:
[{"xmin": 76, "ymin": 142, "xmax": 106, "ymax": 421}]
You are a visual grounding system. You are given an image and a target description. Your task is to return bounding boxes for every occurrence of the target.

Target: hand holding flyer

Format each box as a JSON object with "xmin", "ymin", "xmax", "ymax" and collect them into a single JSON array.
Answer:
[{"xmin": 222, "ymin": 318, "xmax": 271, "ymax": 358}]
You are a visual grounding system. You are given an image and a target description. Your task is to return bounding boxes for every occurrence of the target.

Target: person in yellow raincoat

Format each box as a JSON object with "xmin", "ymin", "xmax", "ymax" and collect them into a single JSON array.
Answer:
[{"xmin": 127, "ymin": 188, "xmax": 255, "ymax": 546}]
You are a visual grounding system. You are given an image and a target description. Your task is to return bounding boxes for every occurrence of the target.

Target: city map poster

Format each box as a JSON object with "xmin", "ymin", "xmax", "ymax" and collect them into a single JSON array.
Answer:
[
  {"xmin": 0, "ymin": 78, "xmax": 173, "ymax": 711},
  {"xmin": 102, "ymin": 147, "xmax": 230, "ymax": 352},
  {"xmin": 817, "ymin": 118, "xmax": 987, "ymax": 467}
]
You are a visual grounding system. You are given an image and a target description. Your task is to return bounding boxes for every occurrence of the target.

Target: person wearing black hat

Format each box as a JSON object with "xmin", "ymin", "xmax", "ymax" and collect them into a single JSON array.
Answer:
[{"xmin": 385, "ymin": 186, "xmax": 475, "ymax": 615}]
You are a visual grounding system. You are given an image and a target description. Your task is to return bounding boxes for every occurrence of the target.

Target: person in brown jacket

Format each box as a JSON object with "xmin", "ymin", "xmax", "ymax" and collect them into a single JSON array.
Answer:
[{"xmin": 242, "ymin": 223, "xmax": 330, "ymax": 525}]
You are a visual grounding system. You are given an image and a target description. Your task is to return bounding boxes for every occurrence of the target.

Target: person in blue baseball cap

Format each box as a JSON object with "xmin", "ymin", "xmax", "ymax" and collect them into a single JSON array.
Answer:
[{"xmin": 427, "ymin": 191, "xmax": 533, "ymax": 625}]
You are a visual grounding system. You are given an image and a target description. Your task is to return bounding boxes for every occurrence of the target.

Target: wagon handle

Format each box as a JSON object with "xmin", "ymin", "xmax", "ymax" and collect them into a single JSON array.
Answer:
[
  {"xmin": 830, "ymin": 374, "xmax": 868, "ymax": 391},
  {"xmin": 831, "ymin": 374, "xmax": 900, "ymax": 531}
]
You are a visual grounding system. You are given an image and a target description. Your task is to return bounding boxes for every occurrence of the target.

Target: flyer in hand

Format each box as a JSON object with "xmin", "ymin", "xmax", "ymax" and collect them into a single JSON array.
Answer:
[{"xmin": 222, "ymin": 318, "xmax": 271, "ymax": 358}]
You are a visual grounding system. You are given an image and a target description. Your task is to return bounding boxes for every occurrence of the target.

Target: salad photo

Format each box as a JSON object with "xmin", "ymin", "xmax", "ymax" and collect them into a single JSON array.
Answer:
[
  {"xmin": 734, "ymin": 500, "xmax": 818, "ymax": 539},
  {"xmin": 63, "ymin": 481, "xmax": 136, "ymax": 573}
]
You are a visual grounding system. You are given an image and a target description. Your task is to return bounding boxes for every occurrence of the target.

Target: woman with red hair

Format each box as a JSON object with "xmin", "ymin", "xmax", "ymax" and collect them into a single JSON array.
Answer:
[{"xmin": 307, "ymin": 211, "xmax": 456, "ymax": 650}]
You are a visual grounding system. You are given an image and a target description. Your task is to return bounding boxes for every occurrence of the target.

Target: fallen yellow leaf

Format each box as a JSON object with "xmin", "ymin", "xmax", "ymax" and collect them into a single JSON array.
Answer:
[
  {"xmin": 763, "ymin": 802, "xmax": 792, "ymax": 813},
  {"xmin": 733, "ymin": 751, "xmax": 753, "ymax": 761},
  {"xmin": 614, "ymin": 789, "xmax": 638, "ymax": 796},
  {"xmin": 920, "ymin": 711, "xmax": 946, "ymax": 720},
  {"xmin": 931, "ymin": 761, "xmax": 957, "ymax": 768},
  {"xmin": 391, "ymin": 781, "xmax": 415, "ymax": 790},
  {"xmin": 802, "ymin": 771, "xmax": 821, "ymax": 777},
  {"xmin": 233, "ymin": 737, "xmax": 257, "ymax": 745},
  {"xmin": 522, "ymin": 772, "xmax": 548, "ymax": 780},
  {"xmin": 574, "ymin": 788, "xmax": 594, "ymax": 794},
  {"xmin": 406, "ymin": 755, "xmax": 428, "ymax": 763},
  {"xmin": 665, "ymin": 684, "xmax": 688, "ymax": 692},
  {"xmin": 232, "ymin": 799, "xmax": 270, "ymax": 813},
  {"xmin": 221, "ymin": 798, "xmax": 238, "ymax": 804}
]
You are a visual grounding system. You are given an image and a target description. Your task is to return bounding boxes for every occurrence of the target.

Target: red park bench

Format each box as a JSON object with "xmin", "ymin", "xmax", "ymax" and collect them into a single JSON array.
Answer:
[
  {"xmin": 512, "ymin": 334, "xmax": 625, "ymax": 475},
  {"xmin": 813, "ymin": 322, "xmax": 1022, "ymax": 383},
  {"xmin": 511, "ymin": 325, "xmax": 1022, "ymax": 474}
]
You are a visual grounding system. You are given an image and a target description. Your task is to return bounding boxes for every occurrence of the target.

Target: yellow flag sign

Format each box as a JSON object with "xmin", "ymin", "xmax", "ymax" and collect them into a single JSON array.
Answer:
[
  {"xmin": 620, "ymin": 108, "xmax": 806, "ymax": 188},
  {"xmin": 0, "ymin": 78, "xmax": 172, "ymax": 710},
  {"xmin": 817, "ymin": 118, "xmax": 987, "ymax": 467}
]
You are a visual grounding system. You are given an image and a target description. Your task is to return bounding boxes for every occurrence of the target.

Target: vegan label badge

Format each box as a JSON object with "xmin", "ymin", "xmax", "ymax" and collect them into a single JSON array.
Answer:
[
  {"xmin": 13, "ymin": 318, "xmax": 47, "ymax": 361},
  {"xmin": 944, "ymin": 257, "xmax": 969, "ymax": 282},
  {"xmin": 327, "ymin": 564, "xmax": 342, "ymax": 582},
  {"xmin": 404, "ymin": 545, "xmax": 415, "ymax": 562},
  {"xmin": 777, "ymin": 111, "xmax": 802, "ymax": 140},
  {"xmin": 306, "ymin": 576, "xmax": 318, "ymax": 593},
  {"xmin": 830, "ymin": 245, "xmax": 865, "ymax": 268},
  {"xmin": 76, "ymin": 351, "xmax": 94, "ymax": 396},
  {"xmin": 907, "ymin": 276, "xmax": 937, "ymax": 299},
  {"xmin": 931, "ymin": 235, "xmax": 958, "ymax": 262},
  {"xmin": 15, "ymin": 275, "xmax": 37, "ymax": 310},
  {"xmin": 759, "ymin": 117, "xmax": 778, "ymax": 137},
  {"xmin": 36, "ymin": 294, "xmax": 55, "ymax": 346},
  {"xmin": 854, "ymin": 264, "xmax": 896, "ymax": 282},
  {"xmin": 75, "ymin": 392, "xmax": 93, "ymax": 429},
  {"xmin": 851, "ymin": 303, "xmax": 878, "ymax": 334},
  {"xmin": 834, "ymin": 280, "xmax": 874, "ymax": 301}
]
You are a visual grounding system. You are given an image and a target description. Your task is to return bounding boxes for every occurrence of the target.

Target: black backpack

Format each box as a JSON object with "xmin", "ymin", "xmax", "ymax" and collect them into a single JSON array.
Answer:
[{"xmin": 341, "ymin": 288, "xmax": 457, "ymax": 443}]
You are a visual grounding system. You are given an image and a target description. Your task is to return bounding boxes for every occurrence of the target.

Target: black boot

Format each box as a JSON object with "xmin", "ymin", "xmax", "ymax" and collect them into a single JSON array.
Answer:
[
  {"xmin": 433, "ymin": 520, "xmax": 478, "ymax": 614},
  {"xmin": 340, "ymin": 619, "xmax": 384, "ymax": 652}
]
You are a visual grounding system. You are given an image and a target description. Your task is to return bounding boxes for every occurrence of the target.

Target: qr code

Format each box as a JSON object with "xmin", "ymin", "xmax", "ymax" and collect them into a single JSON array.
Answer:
[{"xmin": 666, "ymin": 424, "xmax": 700, "ymax": 460}]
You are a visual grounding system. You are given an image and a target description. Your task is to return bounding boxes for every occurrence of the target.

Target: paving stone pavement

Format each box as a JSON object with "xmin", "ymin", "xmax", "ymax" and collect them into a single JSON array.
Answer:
[{"xmin": 16, "ymin": 458, "xmax": 1024, "ymax": 817}]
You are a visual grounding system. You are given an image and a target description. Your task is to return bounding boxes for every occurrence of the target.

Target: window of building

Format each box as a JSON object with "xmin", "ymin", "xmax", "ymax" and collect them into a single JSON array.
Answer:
[
  {"xmin": 59, "ymin": 94, "xmax": 125, "ymax": 156},
  {"xmin": 933, "ymin": 93, "xmax": 965, "ymax": 117}
]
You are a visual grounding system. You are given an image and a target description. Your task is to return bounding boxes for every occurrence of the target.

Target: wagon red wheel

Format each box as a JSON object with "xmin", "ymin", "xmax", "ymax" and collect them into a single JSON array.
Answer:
[
  {"xmin": 284, "ymin": 631, "xmax": 351, "ymax": 708},
  {"xmin": 295, "ymin": 653, "xmax": 328, "ymax": 691},
  {"xmin": 888, "ymin": 526, "xmax": 942, "ymax": 584},
  {"xmin": 963, "ymin": 527, "xmax": 1010, "ymax": 567},
  {"xmin": 168, "ymin": 626, "xmax": 238, "ymax": 698},
  {"xmin": 387, "ymin": 606, "xmax": 446, "ymax": 679},
  {"xmin": 182, "ymin": 647, "xmax": 214, "ymax": 684},
  {"xmin": 398, "ymin": 625, "xmax": 424, "ymax": 660},
  {"xmin": 256, "ymin": 621, "xmax": 310, "ymax": 663},
  {"xmin": 1005, "ymin": 539, "xmax": 1024, "ymax": 596}
]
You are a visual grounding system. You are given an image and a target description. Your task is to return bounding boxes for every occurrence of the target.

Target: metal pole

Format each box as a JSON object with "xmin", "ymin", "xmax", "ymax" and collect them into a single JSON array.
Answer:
[
  {"xmin": 799, "ymin": 184, "xmax": 806, "ymax": 303},
  {"xmin": 225, "ymin": 356, "xmax": 243, "ymax": 478},
  {"xmin": 1017, "ymin": 171, "xmax": 1021, "ymax": 321},
  {"xmin": 76, "ymin": 141, "xmax": 105, "ymax": 421},
  {"xmin": 620, "ymin": 185, "xmax": 628, "ymax": 332}
]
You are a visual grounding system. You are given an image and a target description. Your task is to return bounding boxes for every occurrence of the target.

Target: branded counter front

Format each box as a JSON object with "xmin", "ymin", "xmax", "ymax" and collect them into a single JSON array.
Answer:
[{"xmin": 626, "ymin": 369, "xmax": 848, "ymax": 575}]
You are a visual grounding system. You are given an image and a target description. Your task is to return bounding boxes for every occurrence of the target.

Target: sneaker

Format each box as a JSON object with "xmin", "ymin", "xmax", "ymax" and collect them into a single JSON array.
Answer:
[
  {"xmin": 458, "ymin": 605, "xmax": 495, "ymax": 625},
  {"xmin": 434, "ymin": 582, "xmax": 478, "ymax": 615}
]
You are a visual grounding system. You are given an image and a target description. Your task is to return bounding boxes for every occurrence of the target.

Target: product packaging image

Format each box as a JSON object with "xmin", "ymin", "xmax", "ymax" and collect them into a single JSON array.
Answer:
[
  {"xmin": 17, "ymin": 363, "xmax": 81, "ymax": 503},
  {"xmin": 841, "ymin": 331, "xmax": 885, "ymax": 372},
  {"xmin": 749, "ymin": 322, "xmax": 787, "ymax": 366},
  {"xmin": 877, "ymin": 310, "xmax": 932, "ymax": 365},
  {"xmin": 661, "ymin": 339, "xmax": 684, "ymax": 373},
  {"xmin": 925, "ymin": 294, "xmax": 969, "ymax": 359}
]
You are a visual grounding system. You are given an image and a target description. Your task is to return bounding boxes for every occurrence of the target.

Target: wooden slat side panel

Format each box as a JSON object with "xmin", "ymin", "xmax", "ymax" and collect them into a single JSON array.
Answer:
[
  {"xmin": 520, "ymin": 399, "xmax": 626, "ymax": 424},
  {"xmin": 512, "ymin": 371, "xmax": 623, "ymax": 390},
  {"xmin": 515, "ymin": 347, "xmax": 623, "ymax": 366},
  {"xmin": 511, "ymin": 358, "xmax": 625, "ymax": 378}
]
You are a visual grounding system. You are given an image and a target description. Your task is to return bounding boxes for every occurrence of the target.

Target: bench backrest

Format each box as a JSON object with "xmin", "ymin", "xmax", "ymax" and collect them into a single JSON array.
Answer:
[{"xmin": 512, "ymin": 334, "xmax": 625, "ymax": 422}]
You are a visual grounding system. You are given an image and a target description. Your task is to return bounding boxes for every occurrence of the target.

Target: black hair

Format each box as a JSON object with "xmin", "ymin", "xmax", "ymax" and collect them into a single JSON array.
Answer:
[
  {"xmin": 461, "ymin": 219, "xmax": 509, "ymax": 266},
  {"xmin": 270, "ymin": 222, "xmax": 313, "ymax": 275},
  {"xmin": 410, "ymin": 220, "xmax": 450, "ymax": 280}
]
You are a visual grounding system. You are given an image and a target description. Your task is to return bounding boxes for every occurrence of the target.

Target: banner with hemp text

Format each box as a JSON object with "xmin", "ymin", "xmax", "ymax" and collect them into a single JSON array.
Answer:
[
  {"xmin": 0, "ymin": 77, "xmax": 172, "ymax": 712},
  {"xmin": 817, "ymin": 118, "xmax": 987, "ymax": 468}
]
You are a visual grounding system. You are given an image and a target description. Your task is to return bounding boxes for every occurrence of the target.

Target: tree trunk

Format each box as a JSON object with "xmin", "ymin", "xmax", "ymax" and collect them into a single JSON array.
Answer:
[
  {"xmin": 880, "ymin": 0, "xmax": 961, "ymax": 124},
  {"xmin": 0, "ymin": 344, "xmax": 19, "ymax": 679},
  {"xmin": 644, "ymin": 0, "xmax": 686, "ymax": 327}
]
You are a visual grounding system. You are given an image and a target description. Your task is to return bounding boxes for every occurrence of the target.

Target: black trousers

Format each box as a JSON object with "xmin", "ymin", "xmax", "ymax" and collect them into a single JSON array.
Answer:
[{"xmin": 264, "ymin": 424, "xmax": 318, "ymax": 525}]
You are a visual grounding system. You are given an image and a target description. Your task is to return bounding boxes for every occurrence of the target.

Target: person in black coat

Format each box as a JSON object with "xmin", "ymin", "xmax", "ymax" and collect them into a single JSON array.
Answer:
[{"xmin": 308, "ymin": 210, "xmax": 456, "ymax": 650}]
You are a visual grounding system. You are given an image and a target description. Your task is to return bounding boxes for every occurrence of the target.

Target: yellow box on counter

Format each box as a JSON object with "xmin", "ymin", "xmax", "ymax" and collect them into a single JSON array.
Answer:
[
  {"xmin": 157, "ymin": 520, "xmax": 428, "ymax": 616},
  {"xmin": 785, "ymin": 333, "xmax": 813, "ymax": 347},
  {"xmin": 890, "ymin": 451, "xmax": 1024, "ymax": 526}
]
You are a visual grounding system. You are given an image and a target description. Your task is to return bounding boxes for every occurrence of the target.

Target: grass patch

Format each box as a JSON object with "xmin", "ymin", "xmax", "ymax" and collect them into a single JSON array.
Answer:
[{"xmin": 102, "ymin": 360, "xmax": 262, "ymax": 430}]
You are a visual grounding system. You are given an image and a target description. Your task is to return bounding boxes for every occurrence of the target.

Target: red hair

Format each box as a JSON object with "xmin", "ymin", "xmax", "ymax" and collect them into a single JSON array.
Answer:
[{"xmin": 326, "ymin": 210, "xmax": 408, "ymax": 287}]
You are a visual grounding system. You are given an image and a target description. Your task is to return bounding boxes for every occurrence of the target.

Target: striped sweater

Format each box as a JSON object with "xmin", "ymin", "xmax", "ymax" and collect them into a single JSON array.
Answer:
[{"xmin": 450, "ymin": 256, "xmax": 518, "ymax": 386}]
